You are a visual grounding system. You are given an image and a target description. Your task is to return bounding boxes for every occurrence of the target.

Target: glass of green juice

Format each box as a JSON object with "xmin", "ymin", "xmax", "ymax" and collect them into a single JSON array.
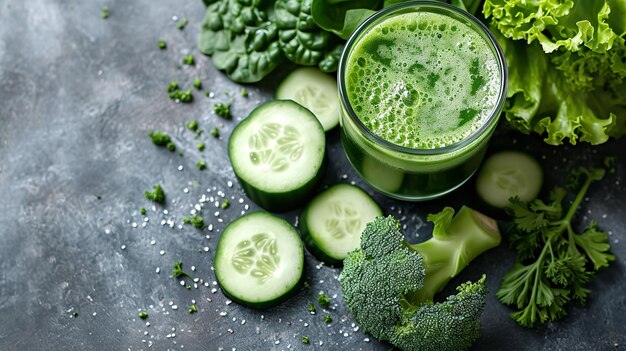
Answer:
[{"xmin": 338, "ymin": 1, "xmax": 507, "ymax": 201}]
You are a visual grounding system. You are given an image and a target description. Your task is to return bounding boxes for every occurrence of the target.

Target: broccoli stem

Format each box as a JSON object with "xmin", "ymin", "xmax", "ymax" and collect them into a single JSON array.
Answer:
[{"xmin": 407, "ymin": 206, "xmax": 501, "ymax": 303}]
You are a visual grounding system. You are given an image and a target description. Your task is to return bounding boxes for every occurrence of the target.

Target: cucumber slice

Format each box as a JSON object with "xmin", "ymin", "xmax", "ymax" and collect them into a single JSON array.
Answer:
[
  {"xmin": 300, "ymin": 184, "xmax": 383, "ymax": 265},
  {"xmin": 276, "ymin": 67, "xmax": 340, "ymax": 131},
  {"xmin": 476, "ymin": 151, "xmax": 543, "ymax": 209},
  {"xmin": 229, "ymin": 100, "xmax": 325, "ymax": 212},
  {"xmin": 215, "ymin": 212, "xmax": 304, "ymax": 309}
]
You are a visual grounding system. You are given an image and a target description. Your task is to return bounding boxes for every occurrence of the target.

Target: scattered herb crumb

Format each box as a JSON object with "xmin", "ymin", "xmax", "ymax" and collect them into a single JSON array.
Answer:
[
  {"xmin": 71, "ymin": 311, "xmax": 79, "ymax": 318},
  {"xmin": 197, "ymin": 142, "xmax": 205, "ymax": 151},
  {"xmin": 144, "ymin": 184, "xmax": 165, "ymax": 204},
  {"xmin": 183, "ymin": 215, "xmax": 204, "ymax": 229},
  {"xmin": 240, "ymin": 88, "xmax": 248, "ymax": 97},
  {"xmin": 148, "ymin": 131, "xmax": 170, "ymax": 146},
  {"xmin": 210, "ymin": 127, "xmax": 219, "ymax": 138},
  {"xmin": 158, "ymin": 40, "xmax": 167, "ymax": 49},
  {"xmin": 322, "ymin": 314, "xmax": 332, "ymax": 324},
  {"xmin": 193, "ymin": 78, "xmax": 202, "ymax": 90},
  {"xmin": 95, "ymin": 195, "xmax": 102, "ymax": 200},
  {"xmin": 140, "ymin": 207, "xmax": 147, "ymax": 216},
  {"xmin": 177, "ymin": 17, "xmax": 188, "ymax": 30},
  {"xmin": 186, "ymin": 120, "xmax": 199, "ymax": 132},
  {"xmin": 172, "ymin": 261, "xmax": 193, "ymax": 279},
  {"xmin": 182, "ymin": 54, "xmax": 195, "ymax": 65},
  {"xmin": 138, "ymin": 311, "xmax": 148, "ymax": 319},
  {"xmin": 307, "ymin": 303, "xmax": 316, "ymax": 313},
  {"xmin": 178, "ymin": 150, "xmax": 183, "ymax": 157},
  {"xmin": 166, "ymin": 142, "xmax": 176, "ymax": 152},
  {"xmin": 220, "ymin": 199, "xmax": 230, "ymax": 209},
  {"xmin": 213, "ymin": 101, "xmax": 232, "ymax": 119},
  {"xmin": 101, "ymin": 6, "xmax": 109, "ymax": 19},
  {"xmin": 169, "ymin": 90, "xmax": 193, "ymax": 103},
  {"xmin": 196, "ymin": 161, "xmax": 207, "ymax": 171},
  {"xmin": 301, "ymin": 336, "xmax": 310, "ymax": 345},
  {"xmin": 167, "ymin": 80, "xmax": 179, "ymax": 93},
  {"xmin": 188, "ymin": 305, "xmax": 197, "ymax": 313},
  {"xmin": 317, "ymin": 293, "xmax": 330, "ymax": 309}
]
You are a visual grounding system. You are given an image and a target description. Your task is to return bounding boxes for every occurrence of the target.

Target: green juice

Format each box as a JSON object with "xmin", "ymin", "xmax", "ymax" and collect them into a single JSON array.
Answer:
[{"xmin": 339, "ymin": 4, "xmax": 506, "ymax": 200}]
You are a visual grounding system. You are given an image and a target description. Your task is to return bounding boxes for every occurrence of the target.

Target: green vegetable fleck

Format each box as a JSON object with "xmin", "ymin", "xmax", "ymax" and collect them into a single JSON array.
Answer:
[
  {"xmin": 177, "ymin": 17, "xmax": 188, "ymax": 30},
  {"xmin": 71, "ymin": 311, "xmax": 79, "ymax": 318},
  {"xmin": 186, "ymin": 120, "xmax": 199, "ymax": 132},
  {"xmin": 148, "ymin": 131, "xmax": 171, "ymax": 146},
  {"xmin": 158, "ymin": 40, "xmax": 167, "ymax": 49},
  {"xmin": 182, "ymin": 54, "xmax": 195, "ymax": 65},
  {"xmin": 144, "ymin": 185, "xmax": 165, "ymax": 204},
  {"xmin": 140, "ymin": 207, "xmax": 147, "ymax": 216},
  {"xmin": 220, "ymin": 199, "xmax": 229, "ymax": 209},
  {"xmin": 322, "ymin": 314, "xmax": 332, "ymax": 324},
  {"xmin": 307, "ymin": 303, "xmax": 316, "ymax": 314},
  {"xmin": 196, "ymin": 161, "xmax": 207, "ymax": 171},
  {"xmin": 101, "ymin": 6, "xmax": 109, "ymax": 19},
  {"xmin": 210, "ymin": 127, "xmax": 219, "ymax": 138},
  {"xmin": 172, "ymin": 261, "xmax": 193, "ymax": 279},
  {"xmin": 193, "ymin": 78, "xmax": 202, "ymax": 90},
  {"xmin": 188, "ymin": 305, "xmax": 197, "ymax": 313},
  {"xmin": 183, "ymin": 215, "xmax": 205, "ymax": 229},
  {"xmin": 301, "ymin": 336, "xmax": 310, "ymax": 345},
  {"xmin": 197, "ymin": 142, "xmax": 205, "ymax": 151},
  {"xmin": 317, "ymin": 293, "xmax": 330, "ymax": 309},
  {"xmin": 169, "ymin": 90, "xmax": 193, "ymax": 103},
  {"xmin": 138, "ymin": 311, "xmax": 148, "ymax": 319},
  {"xmin": 340, "ymin": 208, "xmax": 501, "ymax": 351},
  {"xmin": 148, "ymin": 131, "xmax": 176, "ymax": 152},
  {"xmin": 240, "ymin": 88, "xmax": 248, "ymax": 97},
  {"xmin": 167, "ymin": 80, "xmax": 179, "ymax": 93},
  {"xmin": 497, "ymin": 167, "xmax": 614, "ymax": 328},
  {"xmin": 213, "ymin": 101, "xmax": 232, "ymax": 119}
]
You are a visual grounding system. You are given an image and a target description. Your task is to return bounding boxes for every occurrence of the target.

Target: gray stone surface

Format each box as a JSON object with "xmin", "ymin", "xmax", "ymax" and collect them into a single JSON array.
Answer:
[{"xmin": 0, "ymin": 1, "xmax": 624, "ymax": 350}]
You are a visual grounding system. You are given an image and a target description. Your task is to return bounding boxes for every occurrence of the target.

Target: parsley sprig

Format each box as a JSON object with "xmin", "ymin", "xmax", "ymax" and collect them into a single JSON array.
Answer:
[
  {"xmin": 497, "ymin": 167, "xmax": 614, "ymax": 327},
  {"xmin": 172, "ymin": 261, "xmax": 194, "ymax": 281}
]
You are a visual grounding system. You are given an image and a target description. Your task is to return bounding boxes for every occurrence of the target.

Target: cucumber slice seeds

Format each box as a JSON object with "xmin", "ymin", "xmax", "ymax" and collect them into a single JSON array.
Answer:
[
  {"xmin": 215, "ymin": 212, "xmax": 304, "ymax": 308},
  {"xmin": 276, "ymin": 67, "xmax": 340, "ymax": 131},
  {"xmin": 300, "ymin": 184, "xmax": 383, "ymax": 265},
  {"xmin": 229, "ymin": 100, "xmax": 325, "ymax": 212}
]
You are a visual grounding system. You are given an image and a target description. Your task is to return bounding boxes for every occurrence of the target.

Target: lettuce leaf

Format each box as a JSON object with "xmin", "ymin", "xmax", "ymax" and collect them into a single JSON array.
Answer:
[{"xmin": 484, "ymin": 0, "xmax": 626, "ymax": 145}]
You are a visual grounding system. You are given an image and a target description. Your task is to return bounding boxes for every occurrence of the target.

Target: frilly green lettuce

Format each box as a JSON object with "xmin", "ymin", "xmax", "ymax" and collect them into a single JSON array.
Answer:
[{"xmin": 484, "ymin": 0, "xmax": 626, "ymax": 145}]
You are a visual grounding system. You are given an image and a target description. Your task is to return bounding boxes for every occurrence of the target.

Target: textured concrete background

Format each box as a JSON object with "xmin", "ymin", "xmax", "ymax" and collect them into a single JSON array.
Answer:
[{"xmin": 0, "ymin": 1, "xmax": 625, "ymax": 350}]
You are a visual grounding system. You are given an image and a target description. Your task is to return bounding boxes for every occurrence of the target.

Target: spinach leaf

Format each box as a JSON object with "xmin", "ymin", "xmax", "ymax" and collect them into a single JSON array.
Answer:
[
  {"xmin": 311, "ymin": 0, "xmax": 482, "ymax": 41},
  {"xmin": 310, "ymin": 0, "xmax": 382, "ymax": 40},
  {"xmin": 318, "ymin": 43, "xmax": 344, "ymax": 72},
  {"xmin": 199, "ymin": 0, "xmax": 283, "ymax": 83},
  {"xmin": 275, "ymin": 0, "xmax": 339, "ymax": 67}
]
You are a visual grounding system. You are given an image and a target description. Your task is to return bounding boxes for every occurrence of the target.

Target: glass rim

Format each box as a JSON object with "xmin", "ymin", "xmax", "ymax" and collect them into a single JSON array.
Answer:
[{"xmin": 338, "ymin": 0, "xmax": 508, "ymax": 156}]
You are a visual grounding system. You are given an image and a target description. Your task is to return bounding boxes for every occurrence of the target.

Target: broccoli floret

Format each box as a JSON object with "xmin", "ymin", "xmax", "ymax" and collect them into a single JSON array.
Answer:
[{"xmin": 339, "ymin": 207, "xmax": 501, "ymax": 351}]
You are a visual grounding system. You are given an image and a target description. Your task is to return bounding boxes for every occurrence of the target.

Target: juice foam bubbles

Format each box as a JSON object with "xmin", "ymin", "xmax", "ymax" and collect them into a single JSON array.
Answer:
[{"xmin": 346, "ymin": 12, "xmax": 501, "ymax": 149}]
